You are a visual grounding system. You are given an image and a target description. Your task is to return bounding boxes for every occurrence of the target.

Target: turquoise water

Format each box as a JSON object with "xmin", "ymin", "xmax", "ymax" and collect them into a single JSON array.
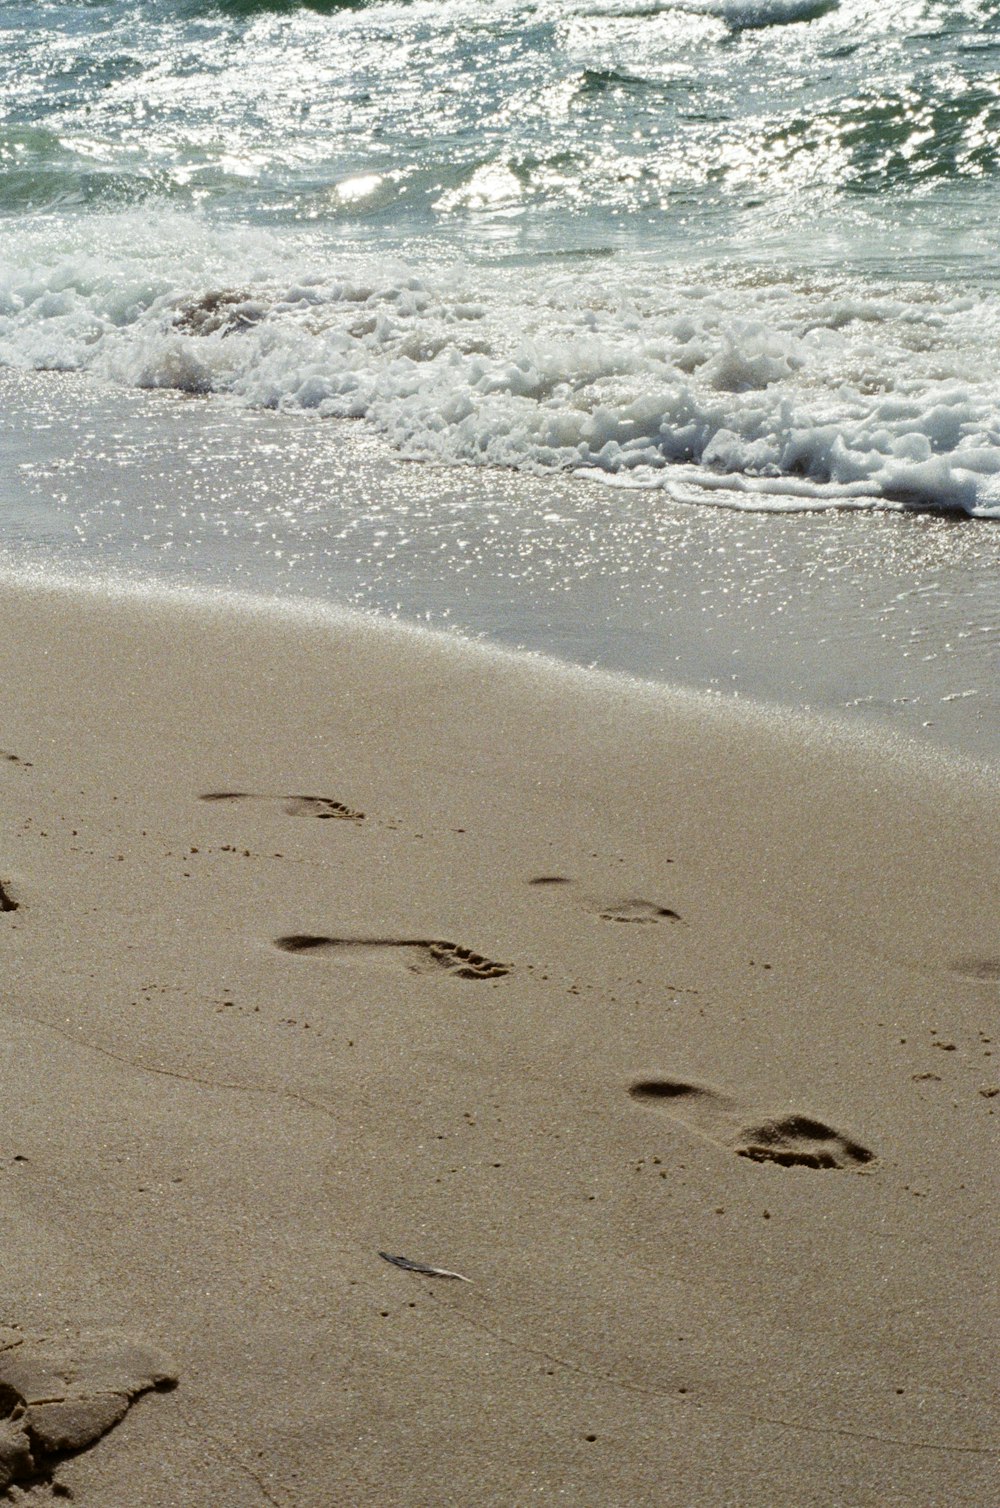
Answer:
[{"xmin": 4, "ymin": 1, "xmax": 999, "ymax": 267}]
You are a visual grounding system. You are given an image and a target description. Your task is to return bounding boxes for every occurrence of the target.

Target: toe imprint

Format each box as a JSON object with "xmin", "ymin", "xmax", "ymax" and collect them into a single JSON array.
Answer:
[
  {"xmin": 629, "ymin": 1076, "xmax": 874, "ymax": 1171},
  {"xmin": 734, "ymin": 1115, "xmax": 874, "ymax": 1170},
  {"xmin": 424, "ymin": 942, "xmax": 509, "ymax": 979}
]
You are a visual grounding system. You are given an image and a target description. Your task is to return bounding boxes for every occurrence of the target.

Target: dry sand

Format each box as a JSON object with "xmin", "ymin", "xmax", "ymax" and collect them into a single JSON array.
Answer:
[{"xmin": 0, "ymin": 575, "xmax": 997, "ymax": 1506}]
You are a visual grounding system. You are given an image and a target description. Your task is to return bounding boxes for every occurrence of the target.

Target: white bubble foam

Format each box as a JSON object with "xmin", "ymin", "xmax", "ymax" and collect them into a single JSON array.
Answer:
[{"xmin": 1, "ymin": 210, "xmax": 998, "ymax": 517}]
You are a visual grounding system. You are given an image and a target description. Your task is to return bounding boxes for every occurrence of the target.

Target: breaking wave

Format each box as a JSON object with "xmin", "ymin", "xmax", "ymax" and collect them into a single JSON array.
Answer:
[{"xmin": 2, "ymin": 211, "xmax": 998, "ymax": 517}]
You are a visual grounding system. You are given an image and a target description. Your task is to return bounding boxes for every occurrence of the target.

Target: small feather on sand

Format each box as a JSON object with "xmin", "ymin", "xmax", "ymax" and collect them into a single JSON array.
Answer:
[{"xmin": 378, "ymin": 1251, "xmax": 471, "ymax": 1282}]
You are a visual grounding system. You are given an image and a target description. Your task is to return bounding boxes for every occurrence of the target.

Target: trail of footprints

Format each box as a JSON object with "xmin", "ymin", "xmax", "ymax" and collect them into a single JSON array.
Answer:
[
  {"xmin": 3, "ymin": 761, "xmax": 934, "ymax": 1180},
  {"xmin": 198, "ymin": 797, "xmax": 682, "ymax": 980},
  {"xmin": 268, "ymin": 873, "xmax": 680, "ymax": 981},
  {"xmin": 199, "ymin": 790, "xmax": 509, "ymax": 978},
  {"xmin": 8, "ymin": 753, "xmax": 994, "ymax": 1492},
  {"xmin": 207, "ymin": 793, "xmax": 876, "ymax": 1170}
]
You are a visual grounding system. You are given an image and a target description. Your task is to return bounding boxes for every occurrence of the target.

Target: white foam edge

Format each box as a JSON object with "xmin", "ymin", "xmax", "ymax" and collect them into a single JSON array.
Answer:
[{"xmin": 579, "ymin": 467, "xmax": 1000, "ymax": 520}]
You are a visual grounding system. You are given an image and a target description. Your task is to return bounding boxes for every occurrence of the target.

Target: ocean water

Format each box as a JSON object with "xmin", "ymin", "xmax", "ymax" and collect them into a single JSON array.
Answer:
[{"xmin": 1, "ymin": 1, "xmax": 998, "ymax": 753}]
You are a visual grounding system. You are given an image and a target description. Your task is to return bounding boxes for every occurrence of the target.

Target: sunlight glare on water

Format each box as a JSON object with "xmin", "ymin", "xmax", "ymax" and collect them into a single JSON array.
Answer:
[{"xmin": 0, "ymin": 0, "xmax": 998, "ymax": 755}]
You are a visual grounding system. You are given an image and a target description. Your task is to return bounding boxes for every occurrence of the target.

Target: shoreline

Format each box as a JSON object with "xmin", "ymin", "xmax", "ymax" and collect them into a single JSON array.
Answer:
[
  {"xmin": 4, "ymin": 364, "xmax": 999, "ymax": 768},
  {"xmin": 4, "ymin": 556, "xmax": 998, "ymax": 786},
  {"xmin": 2, "ymin": 574, "xmax": 998, "ymax": 1504}
]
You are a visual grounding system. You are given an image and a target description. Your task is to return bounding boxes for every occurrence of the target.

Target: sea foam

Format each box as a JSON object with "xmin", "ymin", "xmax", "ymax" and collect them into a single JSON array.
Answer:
[{"xmin": 1, "ymin": 211, "xmax": 998, "ymax": 517}]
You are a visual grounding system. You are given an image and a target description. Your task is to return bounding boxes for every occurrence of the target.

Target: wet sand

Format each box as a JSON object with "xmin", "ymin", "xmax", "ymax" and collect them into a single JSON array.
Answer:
[
  {"xmin": 3, "ymin": 365, "xmax": 999, "ymax": 765},
  {"xmin": 1, "ymin": 574, "xmax": 997, "ymax": 1505}
]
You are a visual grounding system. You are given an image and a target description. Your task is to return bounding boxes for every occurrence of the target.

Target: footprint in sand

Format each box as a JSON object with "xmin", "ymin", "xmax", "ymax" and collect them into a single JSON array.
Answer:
[
  {"xmin": 528, "ymin": 877, "xmax": 681, "ymax": 925},
  {"xmin": 598, "ymin": 899, "xmax": 681, "ymax": 924},
  {"xmin": 629, "ymin": 1076, "xmax": 875, "ymax": 1170},
  {"xmin": 0, "ymin": 880, "xmax": 17, "ymax": 914},
  {"xmin": 949, "ymin": 956, "xmax": 1000, "ymax": 983},
  {"xmin": 1, "ymin": 753, "xmax": 31, "ymax": 769},
  {"xmin": 200, "ymin": 791, "xmax": 364, "ymax": 821},
  {"xmin": 274, "ymin": 934, "xmax": 509, "ymax": 980},
  {"xmin": 0, "ymin": 1330, "xmax": 176, "ymax": 1494}
]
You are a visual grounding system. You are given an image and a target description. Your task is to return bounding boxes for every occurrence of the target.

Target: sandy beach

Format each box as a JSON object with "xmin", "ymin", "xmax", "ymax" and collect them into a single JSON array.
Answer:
[{"xmin": 1, "ymin": 573, "xmax": 997, "ymax": 1506}]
